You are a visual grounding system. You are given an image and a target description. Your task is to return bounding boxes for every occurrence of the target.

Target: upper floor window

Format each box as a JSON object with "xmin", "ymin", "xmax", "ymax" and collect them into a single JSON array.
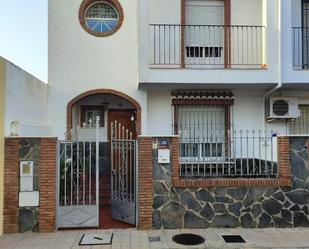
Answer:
[
  {"xmin": 292, "ymin": 0, "xmax": 309, "ymax": 68},
  {"xmin": 79, "ymin": 0, "xmax": 124, "ymax": 37}
]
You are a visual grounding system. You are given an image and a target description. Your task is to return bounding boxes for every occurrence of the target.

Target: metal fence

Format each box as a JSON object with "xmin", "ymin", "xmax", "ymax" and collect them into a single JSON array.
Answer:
[
  {"xmin": 110, "ymin": 120, "xmax": 137, "ymax": 225},
  {"xmin": 292, "ymin": 27, "xmax": 309, "ymax": 69},
  {"xmin": 56, "ymin": 116, "xmax": 100, "ymax": 228},
  {"xmin": 179, "ymin": 130, "xmax": 278, "ymax": 179},
  {"xmin": 150, "ymin": 24, "xmax": 266, "ymax": 68}
]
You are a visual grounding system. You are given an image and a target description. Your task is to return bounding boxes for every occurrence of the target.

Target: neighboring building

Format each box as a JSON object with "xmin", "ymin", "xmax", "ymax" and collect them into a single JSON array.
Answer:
[
  {"xmin": 2, "ymin": 0, "xmax": 309, "ymax": 233},
  {"xmin": 0, "ymin": 57, "xmax": 47, "ymax": 234},
  {"xmin": 0, "ymin": 57, "xmax": 48, "ymax": 138}
]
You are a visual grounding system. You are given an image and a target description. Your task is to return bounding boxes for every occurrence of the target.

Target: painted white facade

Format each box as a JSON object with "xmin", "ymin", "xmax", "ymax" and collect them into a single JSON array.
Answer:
[
  {"xmin": 141, "ymin": 0, "xmax": 309, "ymax": 137},
  {"xmin": 48, "ymin": 0, "xmax": 147, "ymax": 139},
  {"xmin": 0, "ymin": 0, "xmax": 304, "ymax": 141},
  {"xmin": 2, "ymin": 0, "xmax": 307, "ymax": 139},
  {"xmin": 1, "ymin": 58, "xmax": 49, "ymax": 137}
]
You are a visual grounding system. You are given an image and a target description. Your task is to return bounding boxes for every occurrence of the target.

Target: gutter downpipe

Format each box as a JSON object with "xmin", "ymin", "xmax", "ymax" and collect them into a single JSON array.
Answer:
[{"xmin": 262, "ymin": 0, "xmax": 282, "ymax": 132}]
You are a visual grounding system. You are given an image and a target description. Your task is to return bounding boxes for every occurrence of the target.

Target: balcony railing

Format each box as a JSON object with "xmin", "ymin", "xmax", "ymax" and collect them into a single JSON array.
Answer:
[
  {"xmin": 150, "ymin": 24, "xmax": 266, "ymax": 69},
  {"xmin": 179, "ymin": 130, "xmax": 277, "ymax": 179},
  {"xmin": 292, "ymin": 27, "xmax": 309, "ymax": 69}
]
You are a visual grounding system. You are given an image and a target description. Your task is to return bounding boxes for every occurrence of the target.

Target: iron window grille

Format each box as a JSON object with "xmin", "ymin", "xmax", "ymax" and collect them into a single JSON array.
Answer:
[
  {"xmin": 289, "ymin": 105, "xmax": 309, "ymax": 135},
  {"xmin": 174, "ymin": 105, "xmax": 278, "ymax": 179}
]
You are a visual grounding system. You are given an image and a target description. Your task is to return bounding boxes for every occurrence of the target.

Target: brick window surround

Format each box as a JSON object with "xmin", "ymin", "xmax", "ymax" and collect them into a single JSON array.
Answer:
[
  {"xmin": 66, "ymin": 89, "xmax": 142, "ymax": 139},
  {"xmin": 171, "ymin": 136, "xmax": 291, "ymax": 188},
  {"xmin": 79, "ymin": 0, "xmax": 124, "ymax": 37}
]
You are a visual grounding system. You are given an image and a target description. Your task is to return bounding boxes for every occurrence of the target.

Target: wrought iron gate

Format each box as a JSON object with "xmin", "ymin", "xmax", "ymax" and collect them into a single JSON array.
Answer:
[
  {"xmin": 111, "ymin": 120, "xmax": 136, "ymax": 225},
  {"xmin": 56, "ymin": 118, "xmax": 100, "ymax": 228}
]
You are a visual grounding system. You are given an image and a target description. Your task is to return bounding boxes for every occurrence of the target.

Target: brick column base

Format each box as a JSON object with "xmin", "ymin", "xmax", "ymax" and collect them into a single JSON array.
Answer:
[
  {"xmin": 3, "ymin": 137, "xmax": 57, "ymax": 233},
  {"xmin": 137, "ymin": 137, "xmax": 153, "ymax": 229},
  {"xmin": 39, "ymin": 138, "xmax": 57, "ymax": 232}
]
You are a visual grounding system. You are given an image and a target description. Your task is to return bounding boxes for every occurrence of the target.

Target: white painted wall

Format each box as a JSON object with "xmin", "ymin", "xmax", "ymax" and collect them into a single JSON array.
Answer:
[
  {"xmin": 231, "ymin": 0, "xmax": 263, "ymax": 26},
  {"xmin": 4, "ymin": 61, "xmax": 49, "ymax": 136},
  {"xmin": 149, "ymin": 0, "xmax": 181, "ymax": 24},
  {"xmin": 48, "ymin": 0, "xmax": 147, "ymax": 139},
  {"xmin": 147, "ymin": 91, "xmax": 173, "ymax": 135},
  {"xmin": 148, "ymin": 0, "xmax": 263, "ymax": 26},
  {"xmin": 146, "ymin": 89, "xmax": 297, "ymax": 136}
]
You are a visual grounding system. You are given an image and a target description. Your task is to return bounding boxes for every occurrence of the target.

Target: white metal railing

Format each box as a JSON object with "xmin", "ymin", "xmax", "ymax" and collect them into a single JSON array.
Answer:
[{"xmin": 179, "ymin": 130, "xmax": 278, "ymax": 178}]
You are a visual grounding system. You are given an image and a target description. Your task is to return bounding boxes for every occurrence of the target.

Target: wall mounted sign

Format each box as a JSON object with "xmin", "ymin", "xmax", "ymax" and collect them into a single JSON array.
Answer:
[
  {"xmin": 158, "ymin": 149, "xmax": 170, "ymax": 164},
  {"xmin": 20, "ymin": 160, "xmax": 34, "ymax": 192},
  {"xmin": 159, "ymin": 138, "xmax": 169, "ymax": 147}
]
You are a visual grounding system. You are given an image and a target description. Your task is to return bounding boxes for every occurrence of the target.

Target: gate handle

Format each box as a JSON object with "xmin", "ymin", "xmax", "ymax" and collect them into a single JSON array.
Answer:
[{"xmin": 112, "ymin": 169, "xmax": 117, "ymax": 175}]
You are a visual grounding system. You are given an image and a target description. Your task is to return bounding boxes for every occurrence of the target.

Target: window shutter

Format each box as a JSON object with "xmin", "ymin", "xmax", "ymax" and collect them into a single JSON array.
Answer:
[{"xmin": 185, "ymin": 0, "xmax": 224, "ymax": 25}]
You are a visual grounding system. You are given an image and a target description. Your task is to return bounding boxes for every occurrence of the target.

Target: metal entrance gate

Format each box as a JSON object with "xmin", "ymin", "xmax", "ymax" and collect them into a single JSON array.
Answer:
[
  {"xmin": 56, "ymin": 118, "xmax": 100, "ymax": 228},
  {"xmin": 111, "ymin": 120, "xmax": 137, "ymax": 225}
]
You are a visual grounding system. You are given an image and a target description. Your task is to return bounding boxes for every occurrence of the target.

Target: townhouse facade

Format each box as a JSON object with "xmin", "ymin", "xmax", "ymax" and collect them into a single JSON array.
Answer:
[{"xmin": 1, "ymin": 0, "xmax": 309, "ymax": 233}]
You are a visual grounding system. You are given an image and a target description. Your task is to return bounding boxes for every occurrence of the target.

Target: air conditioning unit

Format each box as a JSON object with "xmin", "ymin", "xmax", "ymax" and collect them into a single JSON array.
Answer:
[{"xmin": 268, "ymin": 97, "xmax": 300, "ymax": 119}]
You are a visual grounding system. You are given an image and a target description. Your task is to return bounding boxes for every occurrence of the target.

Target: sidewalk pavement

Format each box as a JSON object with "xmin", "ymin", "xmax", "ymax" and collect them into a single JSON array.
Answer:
[{"xmin": 1, "ymin": 228, "xmax": 309, "ymax": 249}]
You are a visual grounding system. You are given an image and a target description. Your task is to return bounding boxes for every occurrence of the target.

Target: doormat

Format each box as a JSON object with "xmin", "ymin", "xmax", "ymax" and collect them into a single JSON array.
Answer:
[
  {"xmin": 222, "ymin": 235, "xmax": 246, "ymax": 243},
  {"xmin": 79, "ymin": 232, "xmax": 113, "ymax": 246}
]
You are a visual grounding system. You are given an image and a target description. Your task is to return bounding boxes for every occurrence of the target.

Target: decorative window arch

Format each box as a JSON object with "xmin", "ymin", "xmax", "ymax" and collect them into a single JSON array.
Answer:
[{"xmin": 79, "ymin": 0, "xmax": 124, "ymax": 37}]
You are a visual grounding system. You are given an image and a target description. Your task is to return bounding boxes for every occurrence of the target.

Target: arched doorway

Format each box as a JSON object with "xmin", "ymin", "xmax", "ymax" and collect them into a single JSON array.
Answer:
[
  {"xmin": 65, "ymin": 89, "xmax": 141, "ymax": 229},
  {"xmin": 67, "ymin": 89, "xmax": 141, "ymax": 138}
]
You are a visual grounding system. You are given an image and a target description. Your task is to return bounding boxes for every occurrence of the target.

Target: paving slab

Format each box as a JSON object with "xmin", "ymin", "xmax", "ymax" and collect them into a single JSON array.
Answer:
[{"xmin": 0, "ymin": 228, "xmax": 309, "ymax": 249}]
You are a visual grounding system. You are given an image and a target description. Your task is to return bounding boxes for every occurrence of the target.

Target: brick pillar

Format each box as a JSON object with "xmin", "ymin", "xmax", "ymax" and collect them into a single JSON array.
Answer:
[
  {"xmin": 171, "ymin": 136, "xmax": 180, "ymax": 184},
  {"xmin": 39, "ymin": 138, "xmax": 57, "ymax": 232},
  {"xmin": 3, "ymin": 138, "xmax": 19, "ymax": 233},
  {"xmin": 137, "ymin": 137, "xmax": 153, "ymax": 229},
  {"xmin": 277, "ymin": 136, "xmax": 291, "ymax": 182}
]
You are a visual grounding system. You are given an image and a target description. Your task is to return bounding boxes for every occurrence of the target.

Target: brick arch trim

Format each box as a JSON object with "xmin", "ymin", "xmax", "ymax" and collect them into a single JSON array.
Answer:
[{"xmin": 66, "ymin": 89, "xmax": 142, "ymax": 138}]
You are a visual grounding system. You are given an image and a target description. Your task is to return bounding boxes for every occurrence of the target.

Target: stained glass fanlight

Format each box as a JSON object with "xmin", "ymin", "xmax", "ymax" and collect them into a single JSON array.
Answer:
[{"xmin": 85, "ymin": 2, "xmax": 119, "ymax": 33}]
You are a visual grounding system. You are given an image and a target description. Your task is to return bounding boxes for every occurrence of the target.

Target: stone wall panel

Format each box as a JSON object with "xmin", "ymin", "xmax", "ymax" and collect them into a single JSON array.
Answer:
[{"xmin": 152, "ymin": 137, "xmax": 309, "ymax": 228}]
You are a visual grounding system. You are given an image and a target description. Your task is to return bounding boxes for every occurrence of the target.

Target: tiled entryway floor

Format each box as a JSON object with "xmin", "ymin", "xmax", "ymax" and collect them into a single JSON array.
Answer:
[{"xmin": 1, "ymin": 228, "xmax": 309, "ymax": 249}]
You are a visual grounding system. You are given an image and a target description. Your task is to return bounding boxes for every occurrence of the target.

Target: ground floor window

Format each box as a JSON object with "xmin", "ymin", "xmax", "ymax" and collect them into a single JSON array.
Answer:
[
  {"xmin": 177, "ymin": 105, "xmax": 226, "ymax": 161},
  {"xmin": 80, "ymin": 105, "xmax": 105, "ymax": 127},
  {"xmin": 172, "ymin": 90, "xmax": 278, "ymax": 179},
  {"xmin": 289, "ymin": 105, "xmax": 309, "ymax": 134},
  {"xmin": 172, "ymin": 91, "xmax": 238, "ymax": 178}
]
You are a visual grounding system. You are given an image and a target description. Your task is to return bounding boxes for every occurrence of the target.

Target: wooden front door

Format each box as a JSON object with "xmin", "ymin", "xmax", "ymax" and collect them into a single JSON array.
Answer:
[{"xmin": 108, "ymin": 110, "xmax": 136, "ymax": 140}]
